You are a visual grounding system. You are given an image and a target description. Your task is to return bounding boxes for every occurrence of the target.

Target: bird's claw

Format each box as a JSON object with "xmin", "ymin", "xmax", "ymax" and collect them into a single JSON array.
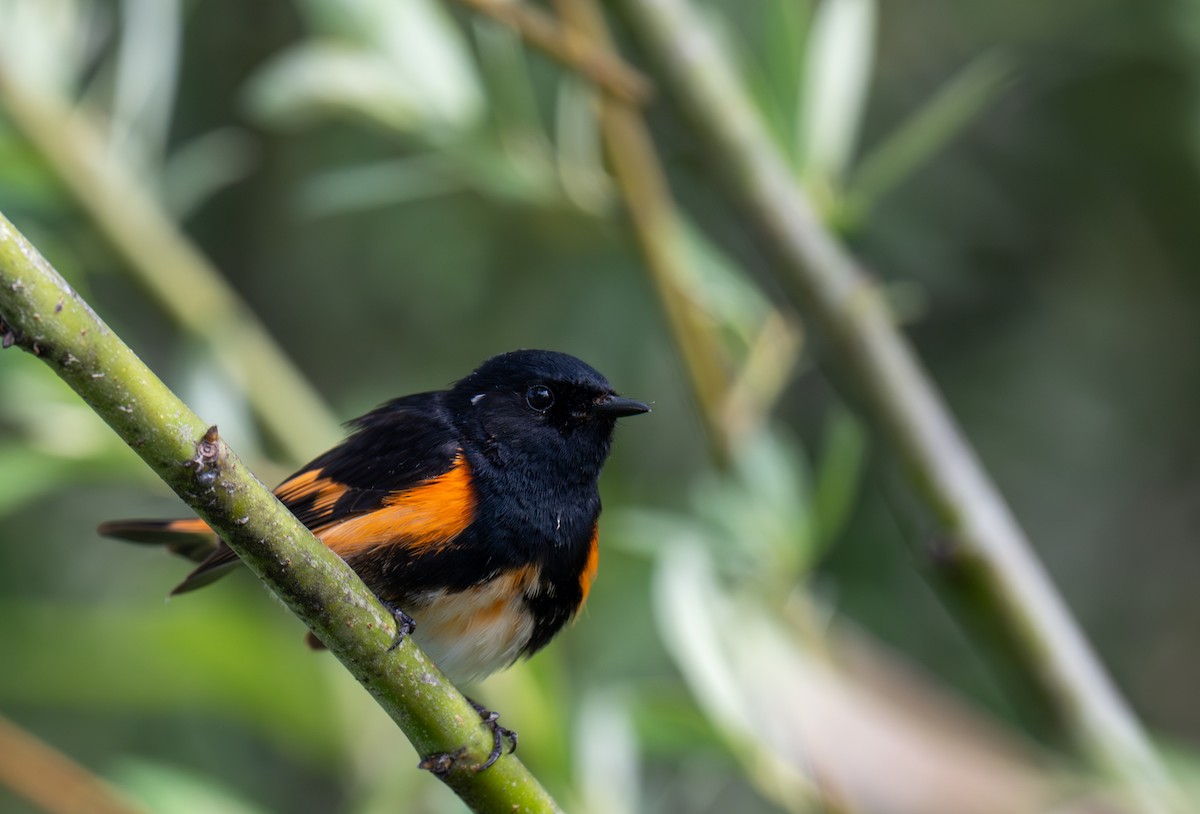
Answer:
[
  {"xmin": 469, "ymin": 699, "xmax": 518, "ymax": 771},
  {"xmin": 382, "ymin": 601, "xmax": 416, "ymax": 652}
]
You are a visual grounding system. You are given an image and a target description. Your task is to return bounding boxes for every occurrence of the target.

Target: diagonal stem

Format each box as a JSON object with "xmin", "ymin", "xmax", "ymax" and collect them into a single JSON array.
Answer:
[
  {"xmin": 453, "ymin": 0, "xmax": 653, "ymax": 105},
  {"xmin": 0, "ymin": 714, "xmax": 147, "ymax": 814},
  {"xmin": 616, "ymin": 0, "xmax": 1182, "ymax": 811}
]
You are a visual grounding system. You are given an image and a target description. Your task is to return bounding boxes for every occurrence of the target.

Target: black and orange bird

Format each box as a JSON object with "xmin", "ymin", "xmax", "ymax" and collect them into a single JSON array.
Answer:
[{"xmin": 100, "ymin": 349, "xmax": 649, "ymax": 769}]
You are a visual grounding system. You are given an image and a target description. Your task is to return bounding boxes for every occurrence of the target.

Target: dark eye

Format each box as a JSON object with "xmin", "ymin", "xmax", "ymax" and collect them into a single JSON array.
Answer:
[{"xmin": 525, "ymin": 384, "xmax": 554, "ymax": 412}]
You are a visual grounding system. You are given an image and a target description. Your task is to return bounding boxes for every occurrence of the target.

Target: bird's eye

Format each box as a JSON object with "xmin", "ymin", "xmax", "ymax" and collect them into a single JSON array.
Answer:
[{"xmin": 525, "ymin": 384, "xmax": 554, "ymax": 412}]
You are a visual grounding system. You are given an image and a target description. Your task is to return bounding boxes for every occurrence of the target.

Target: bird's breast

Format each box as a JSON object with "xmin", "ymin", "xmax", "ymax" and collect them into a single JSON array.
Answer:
[{"xmin": 407, "ymin": 565, "xmax": 540, "ymax": 685}]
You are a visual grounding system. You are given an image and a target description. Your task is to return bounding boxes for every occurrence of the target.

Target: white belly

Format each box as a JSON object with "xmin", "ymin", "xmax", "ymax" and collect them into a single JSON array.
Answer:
[{"xmin": 409, "ymin": 568, "xmax": 538, "ymax": 685}]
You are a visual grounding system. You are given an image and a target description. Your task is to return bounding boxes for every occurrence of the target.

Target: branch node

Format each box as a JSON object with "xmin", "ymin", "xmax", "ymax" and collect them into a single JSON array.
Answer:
[
  {"xmin": 197, "ymin": 425, "xmax": 220, "ymax": 456},
  {"xmin": 191, "ymin": 425, "xmax": 223, "ymax": 485},
  {"xmin": 419, "ymin": 747, "xmax": 468, "ymax": 778}
]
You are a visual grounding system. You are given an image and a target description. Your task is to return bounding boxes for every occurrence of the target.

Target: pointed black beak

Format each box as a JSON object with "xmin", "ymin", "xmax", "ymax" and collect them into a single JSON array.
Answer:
[{"xmin": 593, "ymin": 394, "xmax": 651, "ymax": 418}]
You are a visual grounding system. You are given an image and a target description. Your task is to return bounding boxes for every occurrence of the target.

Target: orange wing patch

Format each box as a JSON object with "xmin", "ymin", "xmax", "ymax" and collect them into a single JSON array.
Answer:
[
  {"xmin": 317, "ymin": 454, "xmax": 477, "ymax": 557},
  {"xmin": 275, "ymin": 469, "xmax": 347, "ymax": 526}
]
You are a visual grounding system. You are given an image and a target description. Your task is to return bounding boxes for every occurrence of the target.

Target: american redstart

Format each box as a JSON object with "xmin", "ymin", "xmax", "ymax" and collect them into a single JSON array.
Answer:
[{"xmin": 100, "ymin": 349, "xmax": 649, "ymax": 770}]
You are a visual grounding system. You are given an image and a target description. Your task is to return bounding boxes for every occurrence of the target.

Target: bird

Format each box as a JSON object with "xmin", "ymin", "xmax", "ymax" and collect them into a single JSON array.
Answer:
[{"xmin": 99, "ymin": 349, "xmax": 649, "ymax": 771}]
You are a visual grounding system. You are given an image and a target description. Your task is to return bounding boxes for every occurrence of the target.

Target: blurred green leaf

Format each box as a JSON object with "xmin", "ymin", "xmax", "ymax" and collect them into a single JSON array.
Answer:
[
  {"xmin": 0, "ymin": 597, "xmax": 345, "ymax": 760},
  {"xmin": 554, "ymin": 77, "xmax": 613, "ymax": 215},
  {"xmin": 842, "ymin": 50, "xmax": 1015, "ymax": 226},
  {"xmin": 695, "ymin": 429, "xmax": 815, "ymax": 585},
  {"xmin": 575, "ymin": 690, "xmax": 641, "ymax": 814},
  {"xmin": 798, "ymin": 0, "xmax": 877, "ymax": 188},
  {"xmin": 0, "ymin": 0, "xmax": 101, "ymax": 92},
  {"xmin": 315, "ymin": 0, "xmax": 485, "ymax": 132},
  {"xmin": 612, "ymin": 426, "xmax": 822, "ymax": 597},
  {"xmin": 470, "ymin": 19, "xmax": 559, "ymax": 199},
  {"xmin": 113, "ymin": 759, "xmax": 271, "ymax": 814},
  {"xmin": 676, "ymin": 217, "xmax": 775, "ymax": 351},
  {"xmin": 245, "ymin": 0, "xmax": 483, "ymax": 136},
  {"xmin": 812, "ymin": 406, "xmax": 868, "ymax": 553},
  {"xmin": 107, "ymin": 0, "xmax": 181, "ymax": 171},
  {"xmin": 722, "ymin": 0, "xmax": 811, "ymax": 160},
  {"xmin": 653, "ymin": 544, "xmax": 815, "ymax": 812},
  {"xmin": 245, "ymin": 44, "xmax": 449, "ymax": 132},
  {"xmin": 295, "ymin": 155, "xmax": 467, "ymax": 219},
  {"xmin": 160, "ymin": 129, "xmax": 257, "ymax": 219}
]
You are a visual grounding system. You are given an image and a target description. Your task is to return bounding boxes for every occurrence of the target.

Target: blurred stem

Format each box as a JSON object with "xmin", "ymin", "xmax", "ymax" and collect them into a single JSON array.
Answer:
[
  {"xmin": 718, "ymin": 311, "xmax": 805, "ymax": 446},
  {"xmin": 0, "ymin": 213, "xmax": 562, "ymax": 814},
  {"xmin": 0, "ymin": 713, "xmax": 147, "ymax": 814},
  {"xmin": 618, "ymin": 0, "xmax": 1183, "ymax": 811},
  {"xmin": 0, "ymin": 68, "xmax": 341, "ymax": 462},
  {"xmin": 552, "ymin": 0, "xmax": 735, "ymax": 462},
  {"xmin": 456, "ymin": 0, "xmax": 792, "ymax": 462},
  {"xmin": 453, "ymin": 0, "xmax": 653, "ymax": 105}
]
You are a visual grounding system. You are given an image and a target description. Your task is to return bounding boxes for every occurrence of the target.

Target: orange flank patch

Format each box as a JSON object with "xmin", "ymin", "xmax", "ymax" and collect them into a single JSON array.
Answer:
[
  {"xmin": 275, "ymin": 469, "xmax": 347, "ymax": 523},
  {"xmin": 579, "ymin": 524, "xmax": 600, "ymax": 605},
  {"xmin": 316, "ymin": 454, "xmax": 477, "ymax": 557}
]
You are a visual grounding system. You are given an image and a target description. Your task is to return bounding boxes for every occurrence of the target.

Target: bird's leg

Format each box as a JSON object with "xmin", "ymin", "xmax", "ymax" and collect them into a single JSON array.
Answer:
[{"xmin": 381, "ymin": 600, "xmax": 416, "ymax": 652}]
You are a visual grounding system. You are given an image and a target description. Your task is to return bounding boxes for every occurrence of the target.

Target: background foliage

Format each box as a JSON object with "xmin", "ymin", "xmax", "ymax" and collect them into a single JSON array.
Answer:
[{"xmin": 2, "ymin": 0, "xmax": 1199, "ymax": 812}]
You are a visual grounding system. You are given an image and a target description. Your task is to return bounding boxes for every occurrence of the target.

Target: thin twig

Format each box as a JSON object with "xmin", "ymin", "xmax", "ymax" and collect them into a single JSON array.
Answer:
[
  {"xmin": 0, "ymin": 714, "xmax": 147, "ymax": 814},
  {"xmin": 617, "ymin": 1, "xmax": 1183, "ymax": 812},
  {"xmin": 455, "ymin": 0, "xmax": 653, "ymax": 105},
  {"xmin": 0, "ymin": 213, "xmax": 562, "ymax": 814},
  {"xmin": 553, "ymin": 0, "xmax": 768, "ymax": 463}
]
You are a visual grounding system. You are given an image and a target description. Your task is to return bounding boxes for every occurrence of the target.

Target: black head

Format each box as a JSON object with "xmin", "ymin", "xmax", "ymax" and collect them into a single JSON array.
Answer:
[{"xmin": 448, "ymin": 350, "xmax": 649, "ymax": 479}]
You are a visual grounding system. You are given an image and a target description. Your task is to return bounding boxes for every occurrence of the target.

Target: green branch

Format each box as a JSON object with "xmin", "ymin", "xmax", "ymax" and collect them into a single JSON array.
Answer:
[
  {"xmin": 617, "ymin": 1, "xmax": 1182, "ymax": 812},
  {"xmin": 0, "ymin": 212, "xmax": 562, "ymax": 814}
]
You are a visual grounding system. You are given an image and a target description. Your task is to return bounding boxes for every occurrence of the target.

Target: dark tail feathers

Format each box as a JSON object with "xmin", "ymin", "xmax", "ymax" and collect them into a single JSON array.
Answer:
[{"xmin": 98, "ymin": 517, "xmax": 241, "ymax": 594}]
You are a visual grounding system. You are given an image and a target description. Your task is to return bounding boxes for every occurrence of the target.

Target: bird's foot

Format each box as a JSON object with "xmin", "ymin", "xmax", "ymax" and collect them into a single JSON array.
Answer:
[
  {"xmin": 382, "ymin": 601, "xmax": 416, "ymax": 652},
  {"xmin": 467, "ymin": 697, "xmax": 518, "ymax": 771}
]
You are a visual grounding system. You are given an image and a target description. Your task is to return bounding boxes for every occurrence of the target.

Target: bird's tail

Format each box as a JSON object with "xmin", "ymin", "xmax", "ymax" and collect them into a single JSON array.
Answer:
[{"xmin": 98, "ymin": 518, "xmax": 241, "ymax": 594}]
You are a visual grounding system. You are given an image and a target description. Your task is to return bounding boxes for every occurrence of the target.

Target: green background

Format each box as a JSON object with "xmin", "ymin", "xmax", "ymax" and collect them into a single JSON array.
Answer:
[{"xmin": 2, "ymin": 0, "xmax": 1199, "ymax": 811}]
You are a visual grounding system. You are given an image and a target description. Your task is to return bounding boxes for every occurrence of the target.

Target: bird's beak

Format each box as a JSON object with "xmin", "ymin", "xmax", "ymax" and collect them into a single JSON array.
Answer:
[{"xmin": 592, "ymin": 394, "xmax": 651, "ymax": 417}]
